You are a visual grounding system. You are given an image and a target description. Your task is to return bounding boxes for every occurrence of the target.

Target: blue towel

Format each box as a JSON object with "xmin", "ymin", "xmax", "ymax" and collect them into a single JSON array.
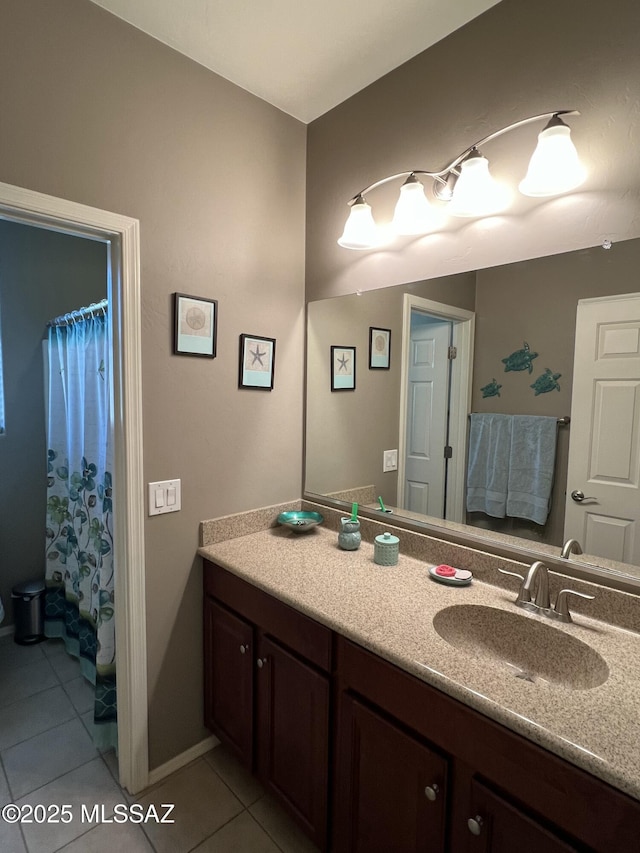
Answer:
[
  {"xmin": 506, "ymin": 415, "xmax": 557, "ymax": 525},
  {"xmin": 466, "ymin": 414, "xmax": 512, "ymax": 518}
]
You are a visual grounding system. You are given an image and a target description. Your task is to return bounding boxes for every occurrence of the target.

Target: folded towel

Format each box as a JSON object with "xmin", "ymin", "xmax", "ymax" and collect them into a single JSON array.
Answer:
[
  {"xmin": 506, "ymin": 415, "xmax": 557, "ymax": 525},
  {"xmin": 466, "ymin": 413, "xmax": 512, "ymax": 518}
]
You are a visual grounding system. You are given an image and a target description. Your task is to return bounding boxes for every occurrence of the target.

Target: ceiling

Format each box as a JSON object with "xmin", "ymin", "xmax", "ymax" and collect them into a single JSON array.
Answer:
[{"xmin": 88, "ymin": 0, "xmax": 501, "ymax": 123}]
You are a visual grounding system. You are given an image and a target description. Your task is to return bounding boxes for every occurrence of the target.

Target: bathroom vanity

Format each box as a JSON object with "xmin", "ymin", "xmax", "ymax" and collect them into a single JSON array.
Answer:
[{"xmin": 200, "ymin": 519, "xmax": 640, "ymax": 852}]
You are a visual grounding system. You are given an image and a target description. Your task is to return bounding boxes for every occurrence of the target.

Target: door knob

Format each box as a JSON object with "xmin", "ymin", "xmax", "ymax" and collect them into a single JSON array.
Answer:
[
  {"xmin": 571, "ymin": 489, "xmax": 596, "ymax": 503},
  {"xmin": 424, "ymin": 784, "xmax": 439, "ymax": 801},
  {"xmin": 256, "ymin": 657, "xmax": 267, "ymax": 668},
  {"xmin": 467, "ymin": 815, "xmax": 484, "ymax": 836},
  {"xmin": 239, "ymin": 644, "xmax": 249, "ymax": 654}
]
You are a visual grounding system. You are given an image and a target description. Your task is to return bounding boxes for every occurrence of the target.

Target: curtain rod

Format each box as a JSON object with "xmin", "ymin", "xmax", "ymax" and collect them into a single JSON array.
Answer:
[
  {"xmin": 469, "ymin": 414, "xmax": 570, "ymax": 425},
  {"xmin": 48, "ymin": 299, "xmax": 108, "ymax": 328}
]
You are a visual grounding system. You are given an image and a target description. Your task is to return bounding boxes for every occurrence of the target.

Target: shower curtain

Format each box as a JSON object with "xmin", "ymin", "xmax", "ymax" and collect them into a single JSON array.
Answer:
[{"xmin": 44, "ymin": 304, "xmax": 117, "ymax": 753}]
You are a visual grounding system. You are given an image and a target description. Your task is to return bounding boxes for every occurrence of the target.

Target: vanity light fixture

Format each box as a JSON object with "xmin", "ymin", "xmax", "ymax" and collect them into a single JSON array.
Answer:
[{"xmin": 337, "ymin": 111, "xmax": 585, "ymax": 250}]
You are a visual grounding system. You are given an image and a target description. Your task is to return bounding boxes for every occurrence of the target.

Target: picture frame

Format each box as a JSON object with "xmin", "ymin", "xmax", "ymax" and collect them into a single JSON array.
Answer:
[
  {"xmin": 173, "ymin": 292, "xmax": 217, "ymax": 358},
  {"xmin": 369, "ymin": 326, "xmax": 391, "ymax": 369},
  {"xmin": 331, "ymin": 345, "xmax": 356, "ymax": 391},
  {"xmin": 239, "ymin": 334, "xmax": 276, "ymax": 390}
]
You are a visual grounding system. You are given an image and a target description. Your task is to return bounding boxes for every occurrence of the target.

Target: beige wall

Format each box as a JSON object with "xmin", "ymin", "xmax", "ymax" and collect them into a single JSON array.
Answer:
[
  {"xmin": 0, "ymin": 0, "xmax": 306, "ymax": 768},
  {"xmin": 0, "ymin": 221, "xmax": 106, "ymax": 621},
  {"xmin": 306, "ymin": 0, "xmax": 640, "ymax": 303}
]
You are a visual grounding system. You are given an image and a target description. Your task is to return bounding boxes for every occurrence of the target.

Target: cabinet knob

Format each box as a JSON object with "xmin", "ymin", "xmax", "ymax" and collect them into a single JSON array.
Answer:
[
  {"xmin": 239, "ymin": 644, "xmax": 249, "ymax": 654},
  {"xmin": 424, "ymin": 784, "xmax": 439, "ymax": 801},
  {"xmin": 256, "ymin": 657, "xmax": 267, "ymax": 669},
  {"xmin": 467, "ymin": 815, "xmax": 484, "ymax": 836}
]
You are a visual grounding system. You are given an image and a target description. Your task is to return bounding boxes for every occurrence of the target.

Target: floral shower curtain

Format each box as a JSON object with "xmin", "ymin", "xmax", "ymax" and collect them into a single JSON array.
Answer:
[{"xmin": 44, "ymin": 303, "xmax": 117, "ymax": 752}]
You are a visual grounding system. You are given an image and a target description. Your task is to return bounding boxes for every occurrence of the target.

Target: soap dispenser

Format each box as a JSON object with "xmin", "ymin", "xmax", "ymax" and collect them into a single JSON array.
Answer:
[{"xmin": 338, "ymin": 503, "xmax": 361, "ymax": 550}]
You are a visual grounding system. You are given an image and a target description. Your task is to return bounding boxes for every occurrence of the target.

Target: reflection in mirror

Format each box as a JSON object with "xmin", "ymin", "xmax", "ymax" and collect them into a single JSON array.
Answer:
[{"xmin": 305, "ymin": 238, "xmax": 640, "ymax": 581}]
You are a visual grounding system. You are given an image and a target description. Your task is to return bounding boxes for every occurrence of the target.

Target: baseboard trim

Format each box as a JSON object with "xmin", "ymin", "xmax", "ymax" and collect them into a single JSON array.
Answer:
[
  {"xmin": 0, "ymin": 625, "xmax": 14, "ymax": 638},
  {"xmin": 147, "ymin": 735, "xmax": 220, "ymax": 787}
]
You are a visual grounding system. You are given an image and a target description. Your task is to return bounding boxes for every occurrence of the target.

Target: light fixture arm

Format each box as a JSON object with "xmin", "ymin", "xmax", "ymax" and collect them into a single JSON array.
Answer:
[{"xmin": 345, "ymin": 110, "xmax": 580, "ymax": 205}]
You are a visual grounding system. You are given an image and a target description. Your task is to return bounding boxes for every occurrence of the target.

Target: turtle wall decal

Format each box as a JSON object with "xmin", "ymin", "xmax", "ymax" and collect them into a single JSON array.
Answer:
[
  {"xmin": 502, "ymin": 341, "xmax": 538, "ymax": 374},
  {"xmin": 531, "ymin": 368, "xmax": 562, "ymax": 395},
  {"xmin": 480, "ymin": 378, "xmax": 502, "ymax": 398}
]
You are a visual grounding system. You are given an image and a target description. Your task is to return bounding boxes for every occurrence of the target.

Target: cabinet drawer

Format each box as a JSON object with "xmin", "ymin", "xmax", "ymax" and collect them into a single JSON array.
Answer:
[{"xmin": 204, "ymin": 560, "xmax": 332, "ymax": 672}]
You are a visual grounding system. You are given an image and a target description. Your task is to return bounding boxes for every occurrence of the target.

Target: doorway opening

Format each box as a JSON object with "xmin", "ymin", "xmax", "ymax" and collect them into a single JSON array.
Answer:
[
  {"xmin": 0, "ymin": 180, "xmax": 148, "ymax": 794},
  {"xmin": 397, "ymin": 294, "xmax": 475, "ymax": 524}
]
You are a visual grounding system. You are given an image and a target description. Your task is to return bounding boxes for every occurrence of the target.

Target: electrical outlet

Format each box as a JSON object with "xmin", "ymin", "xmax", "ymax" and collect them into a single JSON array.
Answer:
[
  {"xmin": 148, "ymin": 479, "xmax": 181, "ymax": 516},
  {"xmin": 383, "ymin": 449, "xmax": 398, "ymax": 472}
]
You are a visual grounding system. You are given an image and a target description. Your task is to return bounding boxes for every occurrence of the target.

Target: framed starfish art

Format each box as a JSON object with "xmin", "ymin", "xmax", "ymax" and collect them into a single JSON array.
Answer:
[
  {"xmin": 331, "ymin": 345, "xmax": 356, "ymax": 391},
  {"xmin": 239, "ymin": 333, "xmax": 276, "ymax": 389}
]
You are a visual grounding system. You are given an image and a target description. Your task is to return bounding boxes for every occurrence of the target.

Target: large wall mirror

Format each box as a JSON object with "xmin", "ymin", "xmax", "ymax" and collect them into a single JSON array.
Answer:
[{"xmin": 305, "ymin": 237, "xmax": 640, "ymax": 585}]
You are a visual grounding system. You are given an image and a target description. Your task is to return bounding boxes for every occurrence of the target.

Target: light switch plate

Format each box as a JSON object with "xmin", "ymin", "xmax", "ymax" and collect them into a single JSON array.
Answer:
[
  {"xmin": 383, "ymin": 449, "xmax": 398, "ymax": 472},
  {"xmin": 148, "ymin": 479, "xmax": 181, "ymax": 516}
]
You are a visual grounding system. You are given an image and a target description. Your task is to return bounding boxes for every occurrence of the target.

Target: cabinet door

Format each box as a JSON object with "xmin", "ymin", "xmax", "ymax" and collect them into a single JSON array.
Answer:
[
  {"xmin": 333, "ymin": 693, "xmax": 448, "ymax": 853},
  {"xmin": 465, "ymin": 778, "xmax": 581, "ymax": 853},
  {"xmin": 204, "ymin": 598, "xmax": 254, "ymax": 767},
  {"xmin": 256, "ymin": 634, "xmax": 330, "ymax": 851}
]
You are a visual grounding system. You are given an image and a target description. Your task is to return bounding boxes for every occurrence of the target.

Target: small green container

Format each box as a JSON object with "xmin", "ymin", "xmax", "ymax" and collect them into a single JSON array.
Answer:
[{"xmin": 374, "ymin": 531, "xmax": 400, "ymax": 566}]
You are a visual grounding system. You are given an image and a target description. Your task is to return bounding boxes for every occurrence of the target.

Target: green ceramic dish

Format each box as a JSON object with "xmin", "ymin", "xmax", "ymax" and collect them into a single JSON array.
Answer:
[{"xmin": 277, "ymin": 511, "xmax": 324, "ymax": 532}]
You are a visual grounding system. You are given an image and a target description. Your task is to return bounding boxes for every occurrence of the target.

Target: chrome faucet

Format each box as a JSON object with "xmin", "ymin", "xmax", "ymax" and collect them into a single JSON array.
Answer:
[
  {"xmin": 499, "ymin": 561, "xmax": 596, "ymax": 622},
  {"xmin": 561, "ymin": 538, "xmax": 583, "ymax": 558},
  {"xmin": 521, "ymin": 560, "xmax": 550, "ymax": 610},
  {"xmin": 499, "ymin": 560, "xmax": 550, "ymax": 612}
]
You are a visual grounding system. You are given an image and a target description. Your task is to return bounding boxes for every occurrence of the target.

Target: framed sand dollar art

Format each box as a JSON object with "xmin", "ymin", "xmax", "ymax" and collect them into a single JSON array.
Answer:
[
  {"xmin": 173, "ymin": 293, "xmax": 217, "ymax": 357},
  {"xmin": 369, "ymin": 326, "xmax": 391, "ymax": 369}
]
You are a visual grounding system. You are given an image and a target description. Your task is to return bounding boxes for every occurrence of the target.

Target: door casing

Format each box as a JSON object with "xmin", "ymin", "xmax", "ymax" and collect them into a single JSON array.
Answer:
[{"xmin": 0, "ymin": 180, "xmax": 148, "ymax": 794}]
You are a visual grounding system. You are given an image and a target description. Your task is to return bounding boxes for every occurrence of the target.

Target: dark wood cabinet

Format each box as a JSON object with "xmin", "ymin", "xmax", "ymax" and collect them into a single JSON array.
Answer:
[
  {"xmin": 333, "ymin": 692, "xmax": 448, "ymax": 853},
  {"xmin": 335, "ymin": 636, "xmax": 640, "ymax": 853},
  {"xmin": 204, "ymin": 560, "xmax": 640, "ymax": 853},
  {"xmin": 203, "ymin": 561, "xmax": 331, "ymax": 850}
]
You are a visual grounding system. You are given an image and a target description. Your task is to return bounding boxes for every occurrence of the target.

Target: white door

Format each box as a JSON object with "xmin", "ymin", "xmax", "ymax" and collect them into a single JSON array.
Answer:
[
  {"xmin": 403, "ymin": 315, "xmax": 451, "ymax": 517},
  {"xmin": 565, "ymin": 293, "xmax": 640, "ymax": 564}
]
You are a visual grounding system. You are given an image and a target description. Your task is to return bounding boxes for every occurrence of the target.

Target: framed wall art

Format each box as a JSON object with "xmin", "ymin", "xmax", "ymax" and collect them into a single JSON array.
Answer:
[
  {"xmin": 239, "ymin": 333, "xmax": 276, "ymax": 390},
  {"xmin": 331, "ymin": 345, "xmax": 356, "ymax": 391},
  {"xmin": 369, "ymin": 326, "xmax": 391, "ymax": 369},
  {"xmin": 173, "ymin": 293, "xmax": 217, "ymax": 357}
]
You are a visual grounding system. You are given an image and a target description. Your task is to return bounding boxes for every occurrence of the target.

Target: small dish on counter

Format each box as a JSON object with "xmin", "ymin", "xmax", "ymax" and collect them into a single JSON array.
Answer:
[{"xmin": 277, "ymin": 510, "xmax": 324, "ymax": 533}]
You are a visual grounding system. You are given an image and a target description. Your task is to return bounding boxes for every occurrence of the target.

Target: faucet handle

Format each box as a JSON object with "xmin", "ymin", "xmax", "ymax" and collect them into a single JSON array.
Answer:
[
  {"xmin": 551, "ymin": 589, "xmax": 595, "ymax": 623},
  {"xmin": 498, "ymin": 568, "xmax": 525, "ymax": 582},
  {"xmin": 498, "ymin": 568, "xmax": 534, "ymax": 608}
]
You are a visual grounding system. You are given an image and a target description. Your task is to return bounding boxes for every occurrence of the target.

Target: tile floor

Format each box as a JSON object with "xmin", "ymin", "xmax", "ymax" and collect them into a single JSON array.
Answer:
[{"xmin": 0, "ymin": 634, "xmax": 320, "ymax": 852}]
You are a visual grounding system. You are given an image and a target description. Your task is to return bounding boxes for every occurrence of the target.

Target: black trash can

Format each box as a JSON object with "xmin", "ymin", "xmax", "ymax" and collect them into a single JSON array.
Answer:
[{"xmin": 11, "ymin": 579, "xmax": 45, "ymax": 645}]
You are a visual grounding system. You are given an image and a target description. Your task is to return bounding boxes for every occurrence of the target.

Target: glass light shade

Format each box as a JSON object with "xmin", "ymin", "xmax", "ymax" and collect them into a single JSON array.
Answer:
[
  {"xmin": 337, "ymin": 198, "xmax": 379, "ymax": 249},
  {"xmin": 519, "ymin": 123, "xmax": 586, "ymax": 197},
  {"xmin": 448, "ymin": 153, "xmax": 511, "ymax": 218},
  {"xmin": 391, "ymin": 178, "xmax": 443, "ymax": 235}
]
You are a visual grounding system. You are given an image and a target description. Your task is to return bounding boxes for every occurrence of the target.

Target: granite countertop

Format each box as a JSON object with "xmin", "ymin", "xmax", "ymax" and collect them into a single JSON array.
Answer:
[{"xmin": 199, "ymin": 525, "xmax": 640, "ymax": 802}]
